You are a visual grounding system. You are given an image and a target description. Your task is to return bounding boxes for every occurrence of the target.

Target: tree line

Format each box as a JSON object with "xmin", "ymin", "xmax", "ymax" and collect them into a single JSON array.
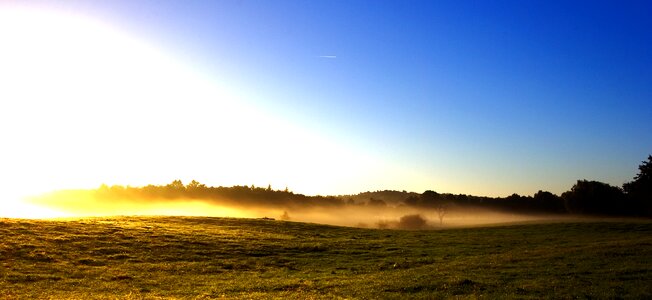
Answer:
[
  {"xmin": 89, "ymin": 155, "xmax": 651, "ymax": 217},
  {"xmin": 95, "ymin": 181, "xmax": 343, "ymax": 209},
  {"xmin": 349, "ymin": 155, "xmax": 651, "ymax": 217}
]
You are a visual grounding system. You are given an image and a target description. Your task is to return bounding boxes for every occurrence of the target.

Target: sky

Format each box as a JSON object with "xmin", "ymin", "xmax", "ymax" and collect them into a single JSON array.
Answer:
[{"xmin": 1, "ymin": 0, "xmax": 651, "ymax": 202}]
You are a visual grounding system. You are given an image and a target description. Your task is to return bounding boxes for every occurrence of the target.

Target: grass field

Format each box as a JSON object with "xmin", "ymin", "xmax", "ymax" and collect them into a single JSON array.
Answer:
[{"xmin": 1, "ymin": 216, "xmax": 651, "ymax": 299}]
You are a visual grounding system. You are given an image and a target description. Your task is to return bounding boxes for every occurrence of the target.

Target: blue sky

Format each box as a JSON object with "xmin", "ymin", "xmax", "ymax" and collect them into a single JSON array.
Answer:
[{"xmin": 2, "ymin": 0, "xmax": 651, "ymax": 197}]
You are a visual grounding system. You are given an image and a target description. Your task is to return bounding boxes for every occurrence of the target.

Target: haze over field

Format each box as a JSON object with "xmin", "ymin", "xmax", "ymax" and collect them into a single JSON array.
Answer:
[
  {"xmin": 18, "ymin": 161, "xmax": 651, "ymax": 227},
  {"xmin": 24, "ymin": 191, "xmax": 552, "ymax": 228},
  {"xmin": 1, "ymin": 1, "xmax": 651, "ymax": 220}
]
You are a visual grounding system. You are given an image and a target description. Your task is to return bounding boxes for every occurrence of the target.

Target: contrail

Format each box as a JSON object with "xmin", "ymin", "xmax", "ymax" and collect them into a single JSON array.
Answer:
[{"xmin": 319, "ymin": 55, "xmax": 337, "ymax": 59}]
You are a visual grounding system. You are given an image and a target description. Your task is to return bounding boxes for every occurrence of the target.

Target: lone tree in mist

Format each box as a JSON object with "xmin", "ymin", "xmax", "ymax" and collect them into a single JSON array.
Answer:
[
  {"xmin": 435, "ymin": 204, "xmax": 448, "ymax": 225},
  {"xmin": 280, "ymin": 211, "xmax": 291, "ymax": 221}
]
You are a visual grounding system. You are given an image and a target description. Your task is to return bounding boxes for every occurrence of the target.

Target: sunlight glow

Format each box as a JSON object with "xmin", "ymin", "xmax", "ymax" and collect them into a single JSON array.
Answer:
[
  {"xmin": 8, "ymin": 204, "xmax": 69, "ymax": 219},
  {"xmin": 1, "ymin": 193, "xmax": 70, "ymax": 219},
  {"xmin": 25, "ymin": 191, "xmax": 248, "ymax": 218},
  {"xmin": 0, "ymin": 7, "xmax": 413, "ymax": 218}
]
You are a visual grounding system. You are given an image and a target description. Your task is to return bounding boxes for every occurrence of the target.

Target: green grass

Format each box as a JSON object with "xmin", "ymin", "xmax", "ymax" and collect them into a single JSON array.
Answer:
[{"xmin": 1, "ymin": 216, "xmax": 651, "ymax": 299}]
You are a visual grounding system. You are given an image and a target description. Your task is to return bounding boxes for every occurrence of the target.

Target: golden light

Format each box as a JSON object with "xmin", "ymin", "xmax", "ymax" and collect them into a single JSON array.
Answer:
[
  {"xmin": 23, "ymin": 190, "xmax": 249, "ymax": 219},
  {"xmin": 0, "ymin": 6, "xmax": 421, "ymax": 219}
]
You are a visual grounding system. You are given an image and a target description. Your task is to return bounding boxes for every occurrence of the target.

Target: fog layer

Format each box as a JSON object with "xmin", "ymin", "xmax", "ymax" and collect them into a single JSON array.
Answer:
[{"xmin": 24, "ymin": 189, "xmax": 569, "ymax": 228}]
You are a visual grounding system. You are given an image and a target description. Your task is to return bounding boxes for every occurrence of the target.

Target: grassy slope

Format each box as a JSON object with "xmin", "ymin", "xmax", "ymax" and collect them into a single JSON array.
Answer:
[{"xmin": 1, "ymin": 217, "xmax": 651, "ymax": 299}]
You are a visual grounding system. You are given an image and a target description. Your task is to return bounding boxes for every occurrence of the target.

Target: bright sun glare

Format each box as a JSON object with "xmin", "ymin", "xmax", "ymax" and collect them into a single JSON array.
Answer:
[{"xmin": 0, "ymin": 7, "xmax": 406, "ymax": 218}]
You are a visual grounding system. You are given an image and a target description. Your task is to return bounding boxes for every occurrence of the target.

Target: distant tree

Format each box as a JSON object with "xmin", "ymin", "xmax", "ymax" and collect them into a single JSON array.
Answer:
[
  {"xmin": 163, "ymin": 179, "xmax": 186, "ymax": 198},
  {"xmin": 623, "ymin": 155, "xmax": 652, "ymax": 216},
  {"xmin": 420, "ymin": 190, "xmax": 440, "ymax": 207},
  {"xmin": 404, "ymin": 195, "xmax": 420, "ymax": 206},
  {"xmin": 502, "ymin": 193, "xmax": 523, "ymax": 211},
  {"xmin": 185, "ymin": 180, "xmax": 207, "ymax": 198},
  {"xmin": 533, "ymin": 190, "xmax": 565, "ymax": 213},
  {"xmin": 403, "ymin": 190, "xmax": 443, "ymax": 208},
  {"xmin": 435, "ymin": 204, "xmax": 448, "ymax": 225},
  {"xmin": 186, "ymin": 180, "xmax": 204, "ymax": 189},
  {"xmin": 167, "ymin": 179, "xmax": 185, "ymax": 190},
  {"xmin": 562, "ymin": 180, "xmax": 625, "ymax": 215},
  {"xmin": 367, "ymin": 198, "xmax": 387, "ymax": 207},
  {"xmin": 280, "ymin": 211, "xmax": 291, "ymax": 221}
]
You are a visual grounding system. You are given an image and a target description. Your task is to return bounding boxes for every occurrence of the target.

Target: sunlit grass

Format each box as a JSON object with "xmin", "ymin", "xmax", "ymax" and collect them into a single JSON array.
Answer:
[{"xmin": 1, "ymin": 217, "xmax": 651, "ymax": 298}]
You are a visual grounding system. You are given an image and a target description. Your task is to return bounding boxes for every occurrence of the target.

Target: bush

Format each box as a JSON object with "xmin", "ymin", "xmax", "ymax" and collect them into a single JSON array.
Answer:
[{"xmin": 398, "ymin": 214, "xmax": 427, "ymax": 230}]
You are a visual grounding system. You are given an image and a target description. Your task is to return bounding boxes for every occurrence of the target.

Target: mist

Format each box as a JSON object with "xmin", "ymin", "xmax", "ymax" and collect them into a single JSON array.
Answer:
[
  {"xmin": 22, "ymin": 189, "xmax": 571, "ymax": 229},
  {"xmin": 263, "ymin": 205, "xmax": 574, "ymax": 229}
]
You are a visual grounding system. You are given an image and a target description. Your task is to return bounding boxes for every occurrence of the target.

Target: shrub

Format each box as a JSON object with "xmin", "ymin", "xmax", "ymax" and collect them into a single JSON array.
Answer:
[{"xmin": 398, "ymin": 214, "xmax": 427, "ymax": 229}]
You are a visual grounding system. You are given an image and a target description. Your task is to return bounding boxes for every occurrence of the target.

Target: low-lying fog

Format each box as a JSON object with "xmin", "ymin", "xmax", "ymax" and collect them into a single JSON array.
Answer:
[{"xmin": 19, "ymin": 192, "xmax": 574, "ymax": 229}]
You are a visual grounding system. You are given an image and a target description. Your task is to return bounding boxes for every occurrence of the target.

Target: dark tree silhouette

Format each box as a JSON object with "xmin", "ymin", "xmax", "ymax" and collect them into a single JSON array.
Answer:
[
  {"xmin": 76, "ymin": 158, "xmax": 652, "ymax": 219},
  {"xmin": 562, "ymin": 180, "xmax": 625, "ymax": 215},
  {"xmin": 404, "ymin": 195, "xmax": 420, "ymax": 206},
  {"xmin": 533, "ymin": 190, "xmax": 565, "ymax": 213},
  {"xmin": 623, "ymin": 155, "xmax": 652, "ymax": 216},
  {"xmin": 367, "ymin": 198, "xmax": 387, "ymax": 207},
  {"xmin": 421, "ymin": 190, "xmax": 440, "ymax": 207}
]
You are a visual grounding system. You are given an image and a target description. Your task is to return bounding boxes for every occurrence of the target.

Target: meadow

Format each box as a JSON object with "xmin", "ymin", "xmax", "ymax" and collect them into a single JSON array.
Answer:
[{"xmin": 1, "ymin": 216, "xmax": 651, "ymax": 299}]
